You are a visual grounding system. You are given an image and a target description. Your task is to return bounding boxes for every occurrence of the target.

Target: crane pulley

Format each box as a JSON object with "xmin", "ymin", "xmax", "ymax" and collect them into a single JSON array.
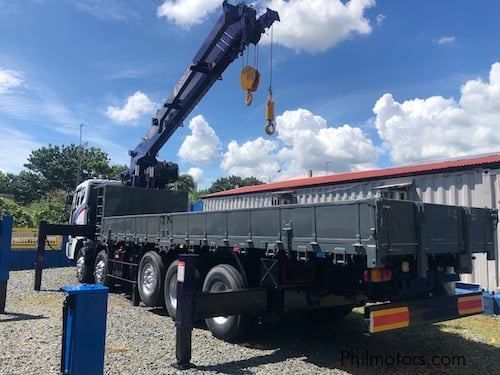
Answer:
[{"xmin": 240, "ymin": 66, "xmax": 260, "ymax": 106}]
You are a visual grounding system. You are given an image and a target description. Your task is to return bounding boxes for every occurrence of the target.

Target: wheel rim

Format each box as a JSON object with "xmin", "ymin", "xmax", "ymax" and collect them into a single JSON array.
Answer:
[
  {"xmin": 76, "ymin": 255, "xmax": 85, "ymax": 280},
  {"xmin": 142, "ymin": 263, "xmax": 156, "ymax": 294},
  {"xmin": 168, "ymin": 272, "xmax": 177, "ymax": 309},
  {"xmin": 211, "ymin": 281, "xmax": 228, "ymax": 325},
  {"xmin": 94, "ymin": 260, "xmax": 106, "ymax": 284}
]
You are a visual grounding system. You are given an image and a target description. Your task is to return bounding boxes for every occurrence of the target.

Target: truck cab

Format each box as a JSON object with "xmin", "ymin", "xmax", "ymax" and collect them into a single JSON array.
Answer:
[{"xmin": 66, "ymin": 179, "xmax": 121, "ymax": 261}]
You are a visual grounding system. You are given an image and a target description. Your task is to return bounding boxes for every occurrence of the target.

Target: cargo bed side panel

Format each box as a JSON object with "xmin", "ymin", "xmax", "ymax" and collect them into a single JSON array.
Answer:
[
  {"xmin": 251, "ymin": 207, "xmax": 281, "ymax": 247},
  {"xmin": 469, "ymin": 207, "xmax": 496, "ymax": 259},
  {"xmin": 422, "ymin": 204, "xmax": 463, "ymax": 254},
  {"xmin": 314, "ymin": 201, "xmax": 376, "ymax": 253},
  {"xmin": 376, "ymin": 200, "xmax": 418, "ymax": 257}
]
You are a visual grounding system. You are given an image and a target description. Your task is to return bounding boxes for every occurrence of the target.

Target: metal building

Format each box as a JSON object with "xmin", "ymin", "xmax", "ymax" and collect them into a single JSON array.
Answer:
[{"xmin": 202, "ymin": 154, "xmax": 500, "ymax": 290}]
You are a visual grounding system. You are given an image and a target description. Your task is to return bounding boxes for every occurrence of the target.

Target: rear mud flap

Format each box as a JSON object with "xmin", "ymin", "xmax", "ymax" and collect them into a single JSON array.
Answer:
[{"xmin": 365, "ymin": 292, "xmax": 483, "ymax": 334}]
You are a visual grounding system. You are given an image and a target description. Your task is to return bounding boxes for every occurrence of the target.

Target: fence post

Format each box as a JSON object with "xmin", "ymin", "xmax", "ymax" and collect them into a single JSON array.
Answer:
[
  {"xmin": 34, "ymin": 221, "xmax": 48, "ymax": 291},
  {"xmin": 0, "ymin": 216, "xmax": 13, "ymax": 313},
  {"xmin": 60, "ymin": 284, "xmax": 108, "ymax": 375},
  {"xmin": 174, "ymin": 253, "xmax": 198, "ymax": 369}
]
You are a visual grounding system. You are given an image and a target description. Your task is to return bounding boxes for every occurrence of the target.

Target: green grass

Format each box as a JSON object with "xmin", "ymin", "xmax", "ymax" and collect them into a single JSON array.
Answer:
[
  {"xmin": 437, "ymin": 314, "xmax": 500, "ymax": 347},
  {"xmin": 240, "ymin": 309, "xmax": 500, "ymax": 374}
]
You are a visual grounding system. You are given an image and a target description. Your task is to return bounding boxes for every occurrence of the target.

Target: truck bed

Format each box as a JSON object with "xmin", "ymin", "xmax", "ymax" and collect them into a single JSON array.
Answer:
[{"xmin": 100, "ymin": 198, "xmax": 497, "ymax": 268}]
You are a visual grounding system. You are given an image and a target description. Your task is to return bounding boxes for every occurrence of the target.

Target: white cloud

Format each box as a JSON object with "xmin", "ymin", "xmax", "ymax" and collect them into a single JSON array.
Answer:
[
  {"xmin": 186, "ymin": 167, "xmax": 204, "ymax": 183},
  {"xmin": 262, "ymin": 0, "xmax": 375, "ymax": 53},
  {"xmin": 374, "ymin": 62, "xmax": 500, "ymax": 164},
  {"xmin": 76, "ymin": 0, "xmax": 140, "ymax": 21},
  {"xmin": 435, "ymin": 36, "xmax": 456, "ymax": 45},
  {"xmin": 0, "ymin": 73, "xmax": 129, "ymax": 166},
  {"xmin": 276, "ymin": 108, "xmax": 378, "ymax": 177},
  {"xmin": 221, "ymin": 137, "xmax": 280, "ymax": 181},
  {"xmin": 0, "ymin": 68, "xmax": 23, "ymax": 93},
  {"xmin": 105, "ymin": 91, "xmax": 155, "ymax": 124},
  {"xmin": 156, "ymin": 0, "xmax": 375, "ymax": 53},
  {"xmin": 178, "ymin": 115, "xmax": 221, "ymax": 164},
  {"xmin": 0, "ymin": 123, "xmax": 40, "ymax": 173},
  {"xmin": 218, "ymin": 108, "xmax": 377, "ymax": 181},
  {"xmin": 157, "ymin": 0, "xmax": 221, "ymax": 28},
  {"xmin": 376, "ymin": 14, "xmax": 385, "ymax": 26}
]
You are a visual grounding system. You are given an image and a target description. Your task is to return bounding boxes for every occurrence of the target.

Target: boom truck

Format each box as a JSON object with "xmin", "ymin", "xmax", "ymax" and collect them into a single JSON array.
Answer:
[{"xmin": 60, "ymin": 2, "xmax": 498, "ymax": 341}]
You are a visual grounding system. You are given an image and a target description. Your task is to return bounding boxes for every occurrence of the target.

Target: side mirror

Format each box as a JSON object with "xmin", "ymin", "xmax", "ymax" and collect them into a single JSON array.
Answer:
[{"xmin": 65, "ymin": 194, "xmax": 74, "ymax": 206}]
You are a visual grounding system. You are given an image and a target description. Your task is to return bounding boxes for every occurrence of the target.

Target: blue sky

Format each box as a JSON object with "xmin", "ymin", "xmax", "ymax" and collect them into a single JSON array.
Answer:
[{"xmin": 1, "ymin": 0, "xmax": 499, "ymax": 187}]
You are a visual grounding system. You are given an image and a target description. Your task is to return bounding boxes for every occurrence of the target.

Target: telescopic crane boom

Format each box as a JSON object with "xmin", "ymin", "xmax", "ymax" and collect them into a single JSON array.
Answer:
[{"xmin": 122, "ymin": 1, "xmax": 279, "ymax": 188}]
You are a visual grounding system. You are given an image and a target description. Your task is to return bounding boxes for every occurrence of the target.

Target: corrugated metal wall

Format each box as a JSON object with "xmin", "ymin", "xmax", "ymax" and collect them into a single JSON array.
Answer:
[{"xmin": 203, "ymin": 167, "xmax": 500, "ymax": 290}]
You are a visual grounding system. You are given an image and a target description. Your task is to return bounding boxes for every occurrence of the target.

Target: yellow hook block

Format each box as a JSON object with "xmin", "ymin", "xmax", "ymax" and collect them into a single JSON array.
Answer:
[
  {"xmin": 265, "ymin": 92, "xmax": 276, "ymax": 135},
  {"xmin": 240, "ymin": 66, "xmax": 260, "ymax": 106}
]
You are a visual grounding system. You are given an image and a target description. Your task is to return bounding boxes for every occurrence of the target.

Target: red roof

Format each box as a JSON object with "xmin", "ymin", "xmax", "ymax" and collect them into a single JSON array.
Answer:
[{"xmin": 204, "ymin": 153, "xmax": 500, "ymax": 198}]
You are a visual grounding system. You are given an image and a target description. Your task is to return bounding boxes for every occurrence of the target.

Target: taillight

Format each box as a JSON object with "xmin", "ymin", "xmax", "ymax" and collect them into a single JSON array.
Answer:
[{"xmin": 364, "ymin": 268, "xmax": 392, "ymax": 283}]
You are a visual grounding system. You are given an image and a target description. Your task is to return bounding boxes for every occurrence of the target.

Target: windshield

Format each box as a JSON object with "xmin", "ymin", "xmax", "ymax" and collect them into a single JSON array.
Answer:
[
  {"xmin": 74, "ymin": 188, "xmax": 86, "ymax": 208},
  {"xmin": 70, "ymin": 187, "xmax": 87, "ymax": 222}
]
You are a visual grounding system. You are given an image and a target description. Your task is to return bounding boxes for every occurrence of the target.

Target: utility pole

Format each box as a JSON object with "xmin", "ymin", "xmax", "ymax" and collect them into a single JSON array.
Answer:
[
  {"xmin": 268, "ymin": 169, "xmax": 282, "ymax": 183},
  {"xmin": 76, "ymin": 123, "xmax": 84, "ymax": 187}
]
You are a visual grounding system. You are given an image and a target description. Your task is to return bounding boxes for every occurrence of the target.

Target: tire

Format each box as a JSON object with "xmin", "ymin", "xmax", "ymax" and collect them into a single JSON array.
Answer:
[
  {"xmin": 138, "ymin": 251, "xmax": 165, "ymax": 307},
  {"xmin": 203, "ymin": 264, "xmax": 247, "ymax": 341},
  {"xmin": 163, "ymin": 260, "xmax": 201, "ymax": 319},
  {"xmin": 93, "ymin": 250, "xmax": 109, "ymax": 286},
  {"xmin": 75, "ymin": 247, "xmax": 93, "ymax": 283}
]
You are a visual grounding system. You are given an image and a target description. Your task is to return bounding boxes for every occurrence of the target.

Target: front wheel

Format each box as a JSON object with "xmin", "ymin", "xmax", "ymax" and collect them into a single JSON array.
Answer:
[
  {"xmin": 203, "ymin": 264, "xmax": 247, "ymax": 341},
  {"xmin": 76, "ymin": 247, "xmax": 93, "ymax": 283},
  {"xmin": 93, "ymin": 250, "xmax": 109, "ymax": 285}
]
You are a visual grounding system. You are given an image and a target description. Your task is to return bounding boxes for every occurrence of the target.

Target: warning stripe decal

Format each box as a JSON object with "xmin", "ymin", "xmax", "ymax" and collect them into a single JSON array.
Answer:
[
  {"xmin": 370, "ymin": 307, "xmax": 409, "ymax": 333},
  {"xmin": 458, "ymin": 295, "xmax": 483, "ymax": 315}
]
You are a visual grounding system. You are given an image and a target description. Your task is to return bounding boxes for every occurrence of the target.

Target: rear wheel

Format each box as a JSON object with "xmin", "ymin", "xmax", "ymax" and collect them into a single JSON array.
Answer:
[
  {"xmin": 138, "ymin": 251, "xmax": 165, "ymax": 307},
  {"xmin": 203, "ymin": 264, "xmax": 247, "ymax": 341},
  {"xmin": 93, "ymin": 250, "xmax": 109, "ymax": 286},
  {"xmin": 76, "ymin": 247, "xmax": 93, "ymax": 283},
  {"xmin": 164, "ymin": 260, "xmax": 180, "ymax": 318},
  {"xmin": 164, "ymin": 260, "xmax": 201, "ymax": 319}
]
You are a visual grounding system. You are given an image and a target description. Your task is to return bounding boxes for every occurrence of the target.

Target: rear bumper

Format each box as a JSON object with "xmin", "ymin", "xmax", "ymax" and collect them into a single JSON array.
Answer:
[{"xmin": 365, "ymin": 292, "xmax": 483, "ymax": 334}]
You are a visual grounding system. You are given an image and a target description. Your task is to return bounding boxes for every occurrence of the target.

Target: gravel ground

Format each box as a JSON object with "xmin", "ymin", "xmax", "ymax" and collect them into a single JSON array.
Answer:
[{"xmin": 1, "ymin": 268, "xmax": 499, "ymax": 374}]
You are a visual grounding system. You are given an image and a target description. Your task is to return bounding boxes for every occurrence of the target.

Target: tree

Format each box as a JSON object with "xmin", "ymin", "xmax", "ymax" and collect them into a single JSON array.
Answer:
[
  {"xmin": 207, "ymin": 175, "xmax": 264, "ymax": 194},
  {"xmin": 107, "ymin": 164, "xmax": 128, "ymax": 180},
  {"xmin": 24, "ymin": 144, "xmax": 112, "ymax": 191},
  {"xmin": 190, "ymin": 188, "xmax": 209, "ymax": 202},
  {"xmin": 0, "ymin": 197, "xmax": 34, "ymax": 227},
  {"xmin": 28, "ymin": 191, "xmax": 69, "ymax": 226},
  {"xmin": 0, "ymin": 171, "xmax": 10, "ymax": 193},
  {"xmin": 176, "ymin": 174, "xmax": 196, "ymax": 193},
  {"xmin": 241, "ymin": 176, "xmax": 264, "ymax": 186},
  {"xmin": 168, "ymin": 174, "xmax": 197, "ymax": 204},
  {"xmin": 7, "ymin": 171, "xmax": 47, "ymax": 204}
]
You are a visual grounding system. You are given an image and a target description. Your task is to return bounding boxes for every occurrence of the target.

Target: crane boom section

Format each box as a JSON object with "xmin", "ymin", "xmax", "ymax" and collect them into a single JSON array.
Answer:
[{"xmin": 125, "ymin": 2, "xmax": 279, "ymax": 187}]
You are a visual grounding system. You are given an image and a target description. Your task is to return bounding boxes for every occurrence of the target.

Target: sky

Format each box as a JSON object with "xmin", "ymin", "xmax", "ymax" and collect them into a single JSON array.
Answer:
[{"xmin": 0, "ymin": 0, "xmax": 499, "ymax": 188}]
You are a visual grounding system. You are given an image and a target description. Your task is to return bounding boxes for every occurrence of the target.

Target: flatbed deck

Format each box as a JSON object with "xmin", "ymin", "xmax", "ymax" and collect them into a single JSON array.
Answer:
[{"xmin": 100, "ymin": 198, "xmax": 496, "ymax": 270}]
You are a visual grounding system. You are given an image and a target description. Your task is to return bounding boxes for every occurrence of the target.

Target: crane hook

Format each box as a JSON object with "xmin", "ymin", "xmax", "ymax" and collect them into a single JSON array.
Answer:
[
  {"xmin": 240, "ymin": 66, "xmax": 260, "ymax": 106},
  {"xmin": 265, "ymin": 89, "xmax": 276, "ymax": 135}
]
